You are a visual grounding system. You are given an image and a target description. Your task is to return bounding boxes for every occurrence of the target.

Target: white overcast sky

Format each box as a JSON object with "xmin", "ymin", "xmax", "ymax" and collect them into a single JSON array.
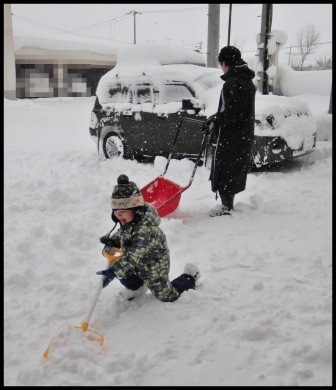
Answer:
[{"xmin": 11, "ymin": 3, "xmax": 332, "ymax": 61}]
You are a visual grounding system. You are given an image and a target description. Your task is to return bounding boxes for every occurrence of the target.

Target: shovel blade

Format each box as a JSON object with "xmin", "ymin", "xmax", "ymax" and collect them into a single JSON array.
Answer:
[{"xmin": 43, "ymin": 323, "xmax": 104, "ymax": 361}]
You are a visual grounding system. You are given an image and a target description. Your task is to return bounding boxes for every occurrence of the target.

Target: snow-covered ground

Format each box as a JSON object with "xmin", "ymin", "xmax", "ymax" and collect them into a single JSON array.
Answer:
[{"xmin": 4, "ymin": 84, "xmax": 332, "ymax": 385}]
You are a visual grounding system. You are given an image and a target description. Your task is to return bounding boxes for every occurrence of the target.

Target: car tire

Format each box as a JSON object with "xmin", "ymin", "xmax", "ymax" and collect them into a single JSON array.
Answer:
[{"xmin": 102, "ymin": 132, "xmax": 131, "ymax": 160}]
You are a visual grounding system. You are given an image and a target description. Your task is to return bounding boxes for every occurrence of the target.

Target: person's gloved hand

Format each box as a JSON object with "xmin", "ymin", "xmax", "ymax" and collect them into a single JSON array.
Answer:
[
  {"xmin": 202, "ymin": 115, "xmax": 218, "ymax": 135},
  {"xmin": 96, "ymin": 268, "xmax": 116, "ymax": 288},
  {"xmin": 100, "ymin": 235, "xmax": 111, "ymax": 245},
  {"xmin": 102, "ymin": 245, "xmax": 124, "ymax": 265}
]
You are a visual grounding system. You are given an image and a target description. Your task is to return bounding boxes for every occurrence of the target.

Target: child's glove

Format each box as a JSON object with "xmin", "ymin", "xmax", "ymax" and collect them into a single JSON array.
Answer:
[
  {"xmin": 100, "ymin": 235, "xmax": 112, "ymax": 245},
  {"xmin": 96, "ymin": 268, "xmax": 116, "ymax": 288}
]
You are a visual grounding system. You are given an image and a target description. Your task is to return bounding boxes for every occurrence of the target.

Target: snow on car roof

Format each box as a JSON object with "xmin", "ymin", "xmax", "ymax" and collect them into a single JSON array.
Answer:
[
  {"xmin": 96, "ymin": 62, "xmax": 223, "ymax": 115},
  {"xmin": 96, "ymin": 44, "xmax": 221, "ymax": 109},
  {"xmin": 96, "ymin": 43, "xmax": 212, "ymax": 98}
]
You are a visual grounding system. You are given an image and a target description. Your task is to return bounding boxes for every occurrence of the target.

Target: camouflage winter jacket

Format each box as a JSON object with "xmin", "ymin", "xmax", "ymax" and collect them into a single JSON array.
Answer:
[{"xmin": 109, "ymin": 203, "xmax": 180, "ymax": 302}]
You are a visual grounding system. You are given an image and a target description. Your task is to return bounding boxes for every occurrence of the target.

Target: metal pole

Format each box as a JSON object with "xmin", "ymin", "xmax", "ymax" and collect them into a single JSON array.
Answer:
[
  {"xmin": 127, "ymin": 10, "xmax": 141, "ymax": 44},
  {"xmin": 228, "ymin": 4, "xmax": 232, "ymax": 46},
  {"xmin": 257, "ymin": 4, "xmax": 272, "ymax": 95},
  {"xmin": 288, "ymin": 46, "xmax": 291, "ymax": 65}
]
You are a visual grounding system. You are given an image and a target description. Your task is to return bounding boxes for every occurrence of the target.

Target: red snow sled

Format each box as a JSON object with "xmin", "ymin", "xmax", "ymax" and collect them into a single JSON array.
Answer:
[{"xmin": 141, "ymin": 117, "xmax": 208, "ymax": 217}]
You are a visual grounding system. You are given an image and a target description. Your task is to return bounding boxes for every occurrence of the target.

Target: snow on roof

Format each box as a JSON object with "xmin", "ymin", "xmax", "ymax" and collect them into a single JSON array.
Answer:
[
  {"xmin": 13, "ymin": 29, "xmax": 130, "ymax": 55},
  {"xmin": 116, "ymin": 43, "xmax": 206, "ymax": 66}
]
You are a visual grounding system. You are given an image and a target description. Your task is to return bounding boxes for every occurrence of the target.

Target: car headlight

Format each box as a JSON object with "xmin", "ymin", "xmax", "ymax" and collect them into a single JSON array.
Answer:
[{"xmin": 90, "ymin": 111, "xmax": 98, "ymax": 128}]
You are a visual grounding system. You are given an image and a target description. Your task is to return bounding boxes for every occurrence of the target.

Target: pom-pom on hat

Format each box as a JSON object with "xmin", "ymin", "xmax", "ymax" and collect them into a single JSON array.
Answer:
[
  {"xmin": 111, "ymin": 174, "xmax": 144, "ymax": 210},
  {"xmin": 218, "ymin": 46, "xmax": 241, "ymax": 66}
]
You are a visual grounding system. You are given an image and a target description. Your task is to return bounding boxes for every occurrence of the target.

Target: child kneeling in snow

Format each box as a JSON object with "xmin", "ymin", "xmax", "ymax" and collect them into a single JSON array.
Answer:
[{"xmin": 97, "ymin": 174, "xmax": 200, "ymax": 302}]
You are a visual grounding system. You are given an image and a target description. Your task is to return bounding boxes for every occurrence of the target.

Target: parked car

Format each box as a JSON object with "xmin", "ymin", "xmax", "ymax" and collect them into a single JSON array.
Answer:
[{"xmin": 89, "ymin": 45, "xmax": 316, "ymax": 168}]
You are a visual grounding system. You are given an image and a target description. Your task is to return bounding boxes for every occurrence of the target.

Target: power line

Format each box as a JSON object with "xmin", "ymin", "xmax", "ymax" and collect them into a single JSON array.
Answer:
[
  {"xmin": 243, "ymin": 41, "xmax": 332, "ymax": 54},
  {"xmin": 283, "ymin": 41, "xmax": 332, "ymax": 49},
  {"xmin": 12, "ymin": 14, "xmax": 66, "ymax": 33},
  {"xmin": 140, "ymin": 6, "xmax": 206, "ymax": 14},
  {"xmin": 64, "ymin": 13, "xmax": 129, "ymax": 33},
  {"xmin": 12, "ymin": 8, "xmax": 332, "ymax": 52},
  {"xmin": 12, "ymin": 7, "xmax": 207, "ymax": 34},
  {"xmin": 12, "ymin": 13, "xmax": 132, "ymax": 44},
  {"xmin": 12, "ymin": 12, "xmax": 130, "ymax": 34}
]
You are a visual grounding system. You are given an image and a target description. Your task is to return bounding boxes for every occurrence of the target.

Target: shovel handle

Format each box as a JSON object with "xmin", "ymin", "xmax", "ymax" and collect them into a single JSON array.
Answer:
[
  {"xmin": 82, "ymin": 247, "xmax": 123, "ymax": 326},
  {"xmin": 82, "ymin": 275, "xmax": 104, "ymax": 325}
]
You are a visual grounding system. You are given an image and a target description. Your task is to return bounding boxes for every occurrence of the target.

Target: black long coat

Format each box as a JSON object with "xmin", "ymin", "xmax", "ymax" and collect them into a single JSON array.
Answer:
[{"xmin": 210, "ymin": 60, "xmax": 256, "ymax": 196}]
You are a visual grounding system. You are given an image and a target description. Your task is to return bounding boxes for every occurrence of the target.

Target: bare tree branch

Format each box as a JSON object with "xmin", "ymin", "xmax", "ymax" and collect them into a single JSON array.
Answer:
[
  {"xmin": 296, "ymin": 23, "xmax": 321, "ymax": 70},
  {"xmin": 315, "ymin": 56, "xmax": 332, "ymax": 70}
]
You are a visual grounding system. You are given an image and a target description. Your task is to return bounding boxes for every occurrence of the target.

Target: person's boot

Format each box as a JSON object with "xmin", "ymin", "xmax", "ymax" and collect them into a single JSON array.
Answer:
[
  {"xmin": 183, "ymin": 263, "xmax": 201, "ymax": 282},
  {"xmin": 209, "ymin": 205, "xmax": 232, "ymax": 217},
  {"xmin": 220, "ymin": 193, "xmax": 235, "ymax": 211},
  {"xmin": 209, "ymin": 192, "xmax": 235, "ymax": 216}
]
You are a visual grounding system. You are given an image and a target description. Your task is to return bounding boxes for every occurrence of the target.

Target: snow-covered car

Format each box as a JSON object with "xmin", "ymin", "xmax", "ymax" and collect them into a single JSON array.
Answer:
[{"xmin": 89, "ymin": 44, "xmax": 317, "ymax": 168}]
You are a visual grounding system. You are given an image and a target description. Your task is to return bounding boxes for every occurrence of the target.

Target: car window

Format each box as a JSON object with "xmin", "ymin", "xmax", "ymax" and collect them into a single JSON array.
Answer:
[
  {"xmin": 132, "ymin": 85, "xmax": 152, "ymax": 104},
  {"xmin": 108, "ymin": 84, "xmax": 129, "ymax": 103},
  {"xmin": 105, "ymin": 81, "xmax": 194, "ymax": 105},
  {"xmin": 156, "ymin": 83, "xmax": 194, "ymax": 104}
]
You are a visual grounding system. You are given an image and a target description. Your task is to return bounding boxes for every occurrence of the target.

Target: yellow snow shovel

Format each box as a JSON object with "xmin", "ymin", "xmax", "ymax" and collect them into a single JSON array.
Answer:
[{"xmin": 43, "ymin": 246, "xmax": 123, "ymax": 360}]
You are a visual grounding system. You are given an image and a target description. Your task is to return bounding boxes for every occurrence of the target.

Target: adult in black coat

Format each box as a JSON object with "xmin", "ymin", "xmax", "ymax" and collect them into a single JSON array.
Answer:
[{"xmin": 206, "ymin": 46, "xmax": 256, "ymax": 217}]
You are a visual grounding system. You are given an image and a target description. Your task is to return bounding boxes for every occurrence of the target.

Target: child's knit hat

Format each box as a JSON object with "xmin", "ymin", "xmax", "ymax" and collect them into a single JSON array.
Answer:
[{"xmin": 111, "ymin": 174, "xmax": 144, "ymax": 210}]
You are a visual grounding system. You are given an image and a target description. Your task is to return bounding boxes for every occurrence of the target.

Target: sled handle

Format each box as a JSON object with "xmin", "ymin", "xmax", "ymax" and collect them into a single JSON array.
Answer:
[
  {"xmin": 162, "ymin": 117, "xmax": 208, "ymax": 187},
  {"xmin": 185, "ymin": 128, "xmax": 209, "ymax": 189},
  {"xmin": 160, "ymin": 118, "xmax": 206, "ymax": 176}
]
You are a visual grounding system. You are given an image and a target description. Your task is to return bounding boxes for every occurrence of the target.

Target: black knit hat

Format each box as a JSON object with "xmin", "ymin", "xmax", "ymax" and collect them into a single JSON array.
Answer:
[
  {"xmin": 218, "ymin": 46, "xmax": 241, "ymax": 66},
  {"xmin": 111, "ymin": 174, "xmax": 144, "ymax": 210}
]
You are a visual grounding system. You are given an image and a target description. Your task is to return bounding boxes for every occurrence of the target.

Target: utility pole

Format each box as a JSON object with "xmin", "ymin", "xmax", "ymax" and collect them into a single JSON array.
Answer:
[
  {"xmin": 127, "ymin": 10, "xmax": 142, "ymax": 44},
  {"xmin": 207, "ymin": 4, "xmax": 220, "ymax": 68},
  {"xmin": 257, "ymin": 4, "xmax": 272, "ymax": 95},
  {"xmin": 227, "ymin": 4, "xmax": 232, "ymax": 46}
]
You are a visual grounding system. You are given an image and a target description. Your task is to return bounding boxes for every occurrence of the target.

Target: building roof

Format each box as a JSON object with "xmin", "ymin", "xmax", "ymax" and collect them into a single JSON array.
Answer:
[{"xmin": 13, "ymin": 29, "xmax": 130, "ymax": 55}]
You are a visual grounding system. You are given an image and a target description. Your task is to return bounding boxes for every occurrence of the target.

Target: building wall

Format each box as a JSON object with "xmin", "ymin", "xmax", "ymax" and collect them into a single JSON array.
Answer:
[
  {"xmin": 4, "ymin": 4, "xmax": 16, "ymax": 99},
  {"xmin": 4, "ymin": 6, "xmax": 119, "ymax": 100},
  {"xmin": 15, "ymin": 62, "xmax": 112, "ymax": 98},
  {"xmin": 14, "ymin": 49, "xmax": 117, "ymax": 98}
]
